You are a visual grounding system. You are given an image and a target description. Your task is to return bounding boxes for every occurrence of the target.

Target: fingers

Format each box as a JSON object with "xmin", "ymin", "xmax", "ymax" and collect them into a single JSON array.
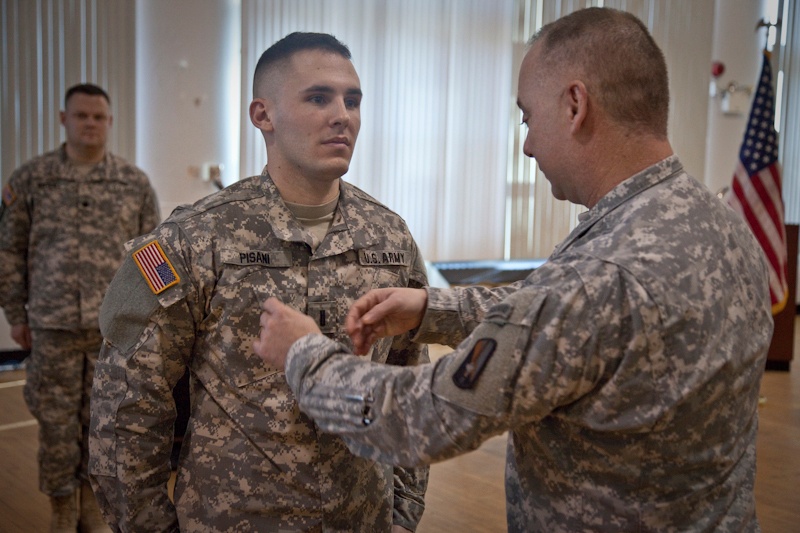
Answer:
[
  {"xmin": 350, "ymin": 328, "xmax": 378, "ymax": 356},
  {"xmin": 346, "ymin": 289, "xmax": 394, "ymax": 355},
  {"xmin": 346, "ymin": 290, "xmax": 387, "ymax": 329},
  {"xmin": 253, "ymin": 296, "xmax": 324, "ymax": 369},
  {"xmin": 261, "ymin": 296, "xmax": 284, "ymax": 313}
]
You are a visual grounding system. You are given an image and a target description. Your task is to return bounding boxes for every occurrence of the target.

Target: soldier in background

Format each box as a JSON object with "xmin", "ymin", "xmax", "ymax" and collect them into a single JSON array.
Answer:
[
  {"xmin": 0, "ymin": 83, "xmax": 160, "ymax": 532},
  {"xmin": 253, "ymin": 9, "xmax": 773, "ymax": 533},
  {"xmin": 89, "ymin": 32, "xmax": 429, "ymax": 532}
]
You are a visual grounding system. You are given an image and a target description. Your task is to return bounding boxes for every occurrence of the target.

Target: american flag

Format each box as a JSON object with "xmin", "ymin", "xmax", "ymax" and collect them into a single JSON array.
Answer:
[
  {"xmin": 727, "ymin": 51, "xmax": 788, "ymax": 314},
  {"xmin": 133, "ymin": 240, "xmax": 179, "ymax": 294}
]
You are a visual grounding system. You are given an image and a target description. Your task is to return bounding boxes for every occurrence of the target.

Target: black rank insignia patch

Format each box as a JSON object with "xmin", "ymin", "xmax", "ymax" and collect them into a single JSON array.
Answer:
[{"xmin": 452, "ymin": 338, "xmax": 497, "ymax": 389}]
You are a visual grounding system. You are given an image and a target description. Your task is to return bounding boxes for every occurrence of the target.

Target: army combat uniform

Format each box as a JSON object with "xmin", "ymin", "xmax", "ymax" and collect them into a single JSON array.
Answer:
[
  {"xmin": 89, "ymin": 171, "xmax": 429, "ymax": 532},
  {"xmin": 0, "ymin": 144, "xmax": 160, "ymax": 496},
  {"xmin": 282, "ymin": 156, "xmax": 773, "ymax": 532}
]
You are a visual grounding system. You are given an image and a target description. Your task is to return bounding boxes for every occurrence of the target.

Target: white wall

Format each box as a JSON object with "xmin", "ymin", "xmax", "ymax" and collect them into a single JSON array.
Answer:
[
  {"xmin": 135, "ymin": 0, "xmax": 241, "ymax": 217},
  {"xmin": 704, "ymin": 0, "xmax": 766, "ymax": 194}
]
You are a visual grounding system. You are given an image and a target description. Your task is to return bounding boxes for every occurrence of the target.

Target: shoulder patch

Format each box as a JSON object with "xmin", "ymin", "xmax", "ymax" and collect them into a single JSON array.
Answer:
[
  {"xmin": 432, "ymin": 323, "xmax": 524, "ymax": 416},
  {"xmin": 132, "ymin": 240, "xmax": 180, "ymax": 294},
  {"xmin": 2, "ymin": 183, "xmax": 15, "ymax": 206},
  {"xmin": 452, "ymin": 338, "xmax": 497, "ymax": 389}
]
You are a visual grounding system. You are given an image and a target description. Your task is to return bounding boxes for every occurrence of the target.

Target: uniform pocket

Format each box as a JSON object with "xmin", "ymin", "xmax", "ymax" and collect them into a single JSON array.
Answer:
[{"xmin": 206, "ymin": 266, "xmax": 286, "ymax": 388}]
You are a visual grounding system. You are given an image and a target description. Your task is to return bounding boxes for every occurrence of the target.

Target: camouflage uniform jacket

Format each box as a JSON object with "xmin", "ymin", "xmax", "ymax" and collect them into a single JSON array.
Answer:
[
  {"xmin": 89, "ymin": 171, "xmax": 429, "ymax": 532},
  {"xmin": 0, "ymin": 144, "xmax": 160, "ymax": 329},
  {"xmin": 284, "ymin": 156, "xmax": 772, "ymax": 532}
]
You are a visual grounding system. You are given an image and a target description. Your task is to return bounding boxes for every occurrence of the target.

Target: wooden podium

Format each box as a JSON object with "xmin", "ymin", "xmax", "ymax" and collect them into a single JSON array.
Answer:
[{"xmin": 766, "ymin": 224, "xmax": 798, "ymax": 371}]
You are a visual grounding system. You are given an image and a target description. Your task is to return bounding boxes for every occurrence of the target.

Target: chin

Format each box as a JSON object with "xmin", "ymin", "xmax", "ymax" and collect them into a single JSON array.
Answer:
[{"xmin": 324, "ymin": 161, "xmax": 352, "ymax": 178}]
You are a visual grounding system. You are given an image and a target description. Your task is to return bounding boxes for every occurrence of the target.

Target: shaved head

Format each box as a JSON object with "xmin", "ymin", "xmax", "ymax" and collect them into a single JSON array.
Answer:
[
  {"xmin": 253, "ymin": 32, "xmax": 352, "ymax": 100},
  {"xmin": 530, "ymin": 8, "xmax": 669, "ymax": 137}
]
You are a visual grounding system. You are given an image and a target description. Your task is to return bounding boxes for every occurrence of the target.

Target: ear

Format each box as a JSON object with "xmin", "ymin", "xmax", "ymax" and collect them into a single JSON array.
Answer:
[
  {"xmin": 59, "ymin": 110, "xmax": 67, "ymax": 126},
  {"xmin": 566, "ymin": 80, "xmax": 589, "ymax": 134},
  {"xmin": 249, "ymin": 98, "xmax": 274, "ymax": 132}
]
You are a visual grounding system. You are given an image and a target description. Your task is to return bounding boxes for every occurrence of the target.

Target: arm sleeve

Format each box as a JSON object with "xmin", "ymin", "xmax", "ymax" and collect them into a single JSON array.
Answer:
[
  {"xmin": 0, "ymin": 173, "xmax": 31, "ymax": 325},
  {"xmin": 89, "ymin": 229, "xmax": 194, "ymax": 532},
  {"xmin": 413, "ymin": 280, "xmax": 525, "ymax": 348},
  {"xmin": 389, "ymin": 239, "xmax": 429, "ymax": 531},
  {"xmin": 387, "ymin": 336, "xmax": 430, "ymax": 530},
  {"xmin": 284, "ymin": 262, "xmax": 612, "ymax": 468}
]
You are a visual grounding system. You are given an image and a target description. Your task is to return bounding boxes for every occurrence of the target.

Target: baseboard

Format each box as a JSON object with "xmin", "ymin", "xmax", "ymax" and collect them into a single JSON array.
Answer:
[
  {"xmin": 765, "ymin": 360, "xmax": 791, "ymax": 372},
  {"xmin": 0, "ymin": 349, "xmax": 29, "ymax": 370}
]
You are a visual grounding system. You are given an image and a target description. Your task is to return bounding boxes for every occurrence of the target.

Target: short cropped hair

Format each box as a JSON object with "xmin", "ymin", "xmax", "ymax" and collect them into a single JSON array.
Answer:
[
  {"xmin": 65, "ymin": 83, "xmax": 110, "ymax": 107},
  {"xmin": 530, "ymin": 8, "xmax": 669, "ymax": 137},
  {"xmin": 252, "ymin": 32, "xmax": 352, "ymax": 98}
]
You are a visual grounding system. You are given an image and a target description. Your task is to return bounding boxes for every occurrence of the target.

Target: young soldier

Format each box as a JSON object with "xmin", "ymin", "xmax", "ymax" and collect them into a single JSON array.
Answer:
[{"xmin": 89, "ymin": 33, "xmax": 428, "ymax": 532}]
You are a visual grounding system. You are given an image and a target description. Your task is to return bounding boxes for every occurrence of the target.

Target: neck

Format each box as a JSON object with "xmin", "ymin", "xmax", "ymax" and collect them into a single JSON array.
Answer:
[
  {"xmin": 582, "ymin": 132, "xmax": 673, "ymax": 208},
  {"xmin": 267, "ymin": 164, "xmax": 341, "ymax": 205},
  {"xmin": 66, "ymin": 143, "xmax": 105, "ymax": 164}
]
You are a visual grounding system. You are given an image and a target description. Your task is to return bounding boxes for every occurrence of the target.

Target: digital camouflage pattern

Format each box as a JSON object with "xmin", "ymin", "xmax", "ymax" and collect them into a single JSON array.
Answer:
[
  {"xmin": 89, "ymin": 171, "xmax": 429, "ymax": 532},
  {"xmin": 0, "ymin": 144, "xmax": 161, "ymax": 328},
  {"xmin": 23, "ymin": 328, "xmax": 104, "ymax": 495},
  {"xmin": 285, "ymin": 156, "xmax": 772, "ymax": 532},
  {"xmin": 0, "ymin": 144, "xmax": 159, "ymax": 497}
]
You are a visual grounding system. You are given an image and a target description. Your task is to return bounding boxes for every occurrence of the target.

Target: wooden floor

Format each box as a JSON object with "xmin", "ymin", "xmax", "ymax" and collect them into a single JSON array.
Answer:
[{"xmin": 1, "ymin": 343, "xmax": 798, "ymax": 532}]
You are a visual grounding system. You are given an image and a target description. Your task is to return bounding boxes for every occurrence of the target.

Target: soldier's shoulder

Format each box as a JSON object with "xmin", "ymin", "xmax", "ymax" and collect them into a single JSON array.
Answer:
[
  {"xmin": 343, "ymin": 181, "xmax": 391, "ymax": 210},
  {"xmin": 8, "ymin": 149, "xmax": 62, "ymax": 182},
  {"xmin": 107, "ymin": 153, "xmax": 152, "ymax": 186},
  {"xmin": 163, "ymin": 176, "xmax": 264, "ymax": 225},
  {"xmin": 342, "ymin": 181, "xmax": 410, "ymax": 227}
]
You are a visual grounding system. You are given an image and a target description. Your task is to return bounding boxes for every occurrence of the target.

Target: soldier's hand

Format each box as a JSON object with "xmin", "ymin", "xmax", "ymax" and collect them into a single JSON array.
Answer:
[
  {"xmin": 10, "ymin": 323, "xmax": 32, "ymax": 351},
  {"xmin": 345, "ymin": 288, "xmax": 427, "ymax": 355},
  {"xmin": 253, "ymin": 297, "xmax": 321, "ymax": 370}
]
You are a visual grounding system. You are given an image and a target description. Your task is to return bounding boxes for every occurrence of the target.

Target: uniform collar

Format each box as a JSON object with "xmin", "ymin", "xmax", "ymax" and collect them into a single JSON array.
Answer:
[
  {"xmin": 55, "ymin": 143, "xmax": 114, "ymax": 181},
  {"xmin": 553, "ymin": 155, "xmax": 684, "ymax": 256},
  {"xmin": 259, "ymin": 170, "xmax": 382, "ymax": 256}
]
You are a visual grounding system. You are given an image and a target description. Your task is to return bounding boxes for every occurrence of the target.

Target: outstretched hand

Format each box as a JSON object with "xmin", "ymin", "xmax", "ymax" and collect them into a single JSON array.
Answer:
[
  {"xmin": 345, "ymin": 288, "xmax": 428, "ymax": 355},
  {"xmin": 252, "ymin": 297, "xmax": 321, "ymax": 370}
]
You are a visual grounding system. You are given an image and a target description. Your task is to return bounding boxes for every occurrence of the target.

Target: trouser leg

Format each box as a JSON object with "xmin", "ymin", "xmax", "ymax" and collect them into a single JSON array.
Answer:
[
  {"xmin": 24, "ymin": 329, "xmax": 102, "ymax": 497},
  {"xmin": 80, "ymin": 329, "xmax": 103, "ymax": 482}
]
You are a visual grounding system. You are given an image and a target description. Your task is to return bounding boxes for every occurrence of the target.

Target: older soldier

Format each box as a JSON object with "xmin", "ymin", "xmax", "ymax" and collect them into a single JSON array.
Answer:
[
  {"xmin": 0, "ymin": 83, "xmax": 160, "ymax": 532},
  {"xmin": 254, "ymin": 9, "xmax": 773, "ymax": 533},
  {"xmin": 89, "ymin": 32, "xmax": 429, "ymax": 532}
]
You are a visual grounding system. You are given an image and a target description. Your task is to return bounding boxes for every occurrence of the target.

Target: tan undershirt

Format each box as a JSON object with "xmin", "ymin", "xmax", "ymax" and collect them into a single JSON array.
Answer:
[{"xmin": 284, "ymin": 195, "xmax": 339, "ymax": 251}]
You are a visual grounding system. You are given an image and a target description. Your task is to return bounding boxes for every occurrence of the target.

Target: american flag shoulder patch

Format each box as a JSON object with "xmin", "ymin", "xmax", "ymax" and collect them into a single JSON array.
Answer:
[
  {"xmin": 2, "ymin": 183, "xmax": 15, "ymax": 206},
  {"xmin": 132, "ymin": 240, "xmax": 180, "ymax": 294}
]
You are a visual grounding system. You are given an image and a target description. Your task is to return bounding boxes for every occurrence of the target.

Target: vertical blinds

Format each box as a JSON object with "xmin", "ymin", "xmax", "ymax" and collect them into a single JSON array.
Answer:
[
  {"xmin": 0, "ymin": 0, "xmax": 136, "ymax": 185},
  {"xmin": 507, "ymin": 0, "xmax": 715, "ymax": 259},
  {"xmin": 241, "ymin": 0, "xmax": 514, "ymax": 261},
  {"xmin": 3, "ymin": 1, "xmax": 796, "ymax": 261},
  {"xmin": 241, "ymin": 0, "xmax": 716, "ymax": 261}
]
